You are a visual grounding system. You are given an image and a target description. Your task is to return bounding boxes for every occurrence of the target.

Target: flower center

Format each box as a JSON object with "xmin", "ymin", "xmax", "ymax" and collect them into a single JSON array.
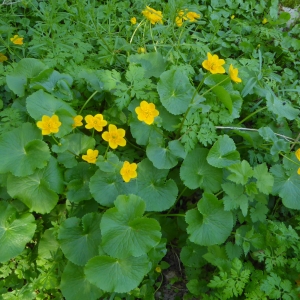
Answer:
[{"xmin": 111, "ymin": 132, "xmax": 118, "ymax": 140}]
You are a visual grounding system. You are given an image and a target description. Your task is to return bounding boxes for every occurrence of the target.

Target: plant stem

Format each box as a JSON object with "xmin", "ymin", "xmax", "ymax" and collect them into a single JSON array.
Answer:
[
  {"xmin": 237, "ymin": 106, "xmax": 267, "ymax": 125},
  {"xmin": 51, "ymin": 135, "xmax": 60, "ymax": 145},
  {"xmin": 79, "ymin": 91, "xmax": 98, "ymax": 114},
  {"xmin": 104, "ymin": 144, "xmax": 110, "ymax": 159}
]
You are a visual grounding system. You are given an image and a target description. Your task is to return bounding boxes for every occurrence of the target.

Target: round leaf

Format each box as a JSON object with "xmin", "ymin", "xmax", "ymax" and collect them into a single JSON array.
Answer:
[
  {"xmin": 101, "ymin": 195, "xmax": 161, "ymax": 258},
  {"xmin": 58, "ymin": 213, "xmax": 102, "ymax": 266},
  {"xmin": 0, "ymin": 202, "xmax": 36, "ymax": 263},
  {"xmin": 84, "ymin": 255, "xmax": 149, "ymax": 293},
  {"xmin": 186, "ymin": 193, "xmax": 233, "ymax": 246},
  {"xmin": 60, "ymin": 261, "xmax": 103, "ymax": 300},
  {"xmin": 0, "ymin": 123, "xmax": 50, "ymax": 176}
]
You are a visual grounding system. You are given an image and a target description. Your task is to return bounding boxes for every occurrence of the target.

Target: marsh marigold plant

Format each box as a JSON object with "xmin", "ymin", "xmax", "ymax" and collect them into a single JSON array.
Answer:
[
  {"xmin": 102, "ymin": 124, "xmax": 126, "ymax": 149},
  {"xmin": 142, "ymin": 6, "xmax": 163, "ymax": 25},
  {"xmin": 82, "ymin": 149, "xmax": 99, "ymax": 164},
  {"xmin": 36, "ymin": 115, "xmax": 62, "ymax": 135},
  {"xmin": 120, "ymin": 161, "xmax": 137, "ymax": 182},
  {"xmin": 135, "ymin": 101, "xmax": 159, "ymax": 125},
  {"xmin": 202, "ymin": 52, "xmax": 226, "ymax": 74},
  {"xmin": 85, "ymin": 114, "xmax": 107, "ymax": 132}
]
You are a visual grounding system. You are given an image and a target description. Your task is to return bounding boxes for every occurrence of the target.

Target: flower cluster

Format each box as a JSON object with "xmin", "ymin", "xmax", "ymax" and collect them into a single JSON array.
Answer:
[
  {"xmin": 295, "ymin": 149, "xmax": 300, "ymax": 175},
  {"xmin": 10, "ymin": 35, "xmax": 23, "ymax": 45},
  {"xmin": 175, "ymin": 9, "xmax": 200, "ymax": 27},
  {"xmin": 202, "ymin": 52, "xmax": 242, "ymax": 83},
  {"xmin": 142, "ymin": 6, "xmax": 163, "ymax": 25}
]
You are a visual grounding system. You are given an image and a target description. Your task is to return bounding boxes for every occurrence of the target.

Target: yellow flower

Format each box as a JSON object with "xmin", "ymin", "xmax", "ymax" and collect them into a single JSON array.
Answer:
[
  {"xmin": 137, "ymin": 47, "xmax": 146, "ymax": 54},
  {"xmin": 85, "ymin": 114, "xmax": 107, "ymax": 132},
  {"xmin": 229, "ymin": 64, "xmax": 242, "ymax": 83},
  {"xmin": 142, "ymin": 6, "xmax": 163, "ymax": 25},
  {"xmin": 186, "ymin": 11, "xmax": 200, "ymax": 22},
  {"xmin": 72, "ymin": 115, "xmax": 83, "ymax": 128},
  {"xmin": 262, "ymin": 18, "xmax": 268, "ymax": 24},
  {"xmin": 10, "ymin": 35, "xmax": 23, "ymax": 45},
  {"xmin": 295, "ymin": 149, "xmax": 300, "ymax": 161},
  {"xmin": 202, "ymin": 52, "xmax": 226, "ymax": 74},
  {"xmin": 175, "ymin": 10, "xmax": 187, "ymax": 27},
  {"xmin": 120, "ymin": 161, "xmax": 137, "ymax": 182},
  {"xmin": 155, "ymin": 266, "xmax": 162, "ymax": 273},
  {"xmin": 130, "ymin": 17, "xmax": 137, "ymax": 25},
  {"xmin": 0, "ymin": 53, "xmax": 8, "ymax": 63},
  {"xmin": 231, "ymin": 15, "xmax": 235, "ymax": 19},
  {"xmin": 82, "ymin": 149, "xmax": 99, "ymax": 164},
  {"xmin": 298, "ymin": 167, "xmax": 300, "ymax": 175},
  {"xmin": 37, "ymin": 115, "xmax": 62, "ymax": 135},
  {"xmin": 102, "ymin": 124, "xmax": 126, "ymax": 149},
  {"xmin": 135, "ymin": 101, "xmax": 159, "ymax": 125}
]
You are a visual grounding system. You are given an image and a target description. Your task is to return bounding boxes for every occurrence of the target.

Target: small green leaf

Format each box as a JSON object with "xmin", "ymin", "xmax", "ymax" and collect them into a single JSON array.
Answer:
[
  {"xmin": 225, "ymin": 242, "xmax": 243, "ymax": 260},
  {"xmin": 58, "ymin": 213, "xmax": 102, "ymax": 266},
  {"xmin": 207, "ymin": 135, "xmax": 240, "ymax": 168},
  {"xmin": 227, "ymin": 160, "xmax": 253, "ymax": 185},
  {"xmin": 0, "ymin": 202, "xmax": 36, "ymax": 263},
  {"xmin": 38, "ymin": 228, "xmax": 59, "ymax": 260},
  {"xmin": 180, "ymin": 147, "xmax": 222, "ymax": 193},
  {"xmin": 84, "ymin": 255, "xmax": 149, "ymax": 293},
  {"xmin": 186, "ymin": 193, "xmax": 233, "ymax": 246},
  {"xmin": 0, "ymin": 123, "xmax": 50, "ymax": 176},
  {"xmin": 212, "ymin": 86, "xmax": 232, "ymax": 114},
  {"xmin": 180, "ymin": 243, "xmax": 206, "ymax": 267},
  {"xmin": 101, "ymin": 195, "xmax": 161, "ymax": 258},
  {"xmin": 253, "ymin": 163, "xmax": 274, "ymax": 194},
  {"xmin": 61, "ymin": 262, "xmax": 103, "ymax": 300}
]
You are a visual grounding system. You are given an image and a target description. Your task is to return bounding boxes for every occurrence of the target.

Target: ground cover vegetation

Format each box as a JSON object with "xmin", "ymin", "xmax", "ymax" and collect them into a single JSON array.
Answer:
[{"xmin": 0, "ymin": 0, "xmax": 300, "ymax": 299}]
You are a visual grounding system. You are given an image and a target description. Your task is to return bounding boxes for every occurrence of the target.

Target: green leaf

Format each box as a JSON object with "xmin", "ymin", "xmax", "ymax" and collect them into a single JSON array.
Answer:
[
  {"xmin": 250, "ymin": 203, "xmax": 268, "ymax": 223},
  {"xmin": 65, "ymin": 163, "xmax": 95, "ymax": 203},
  {"xmin": 134, "ymin": 159, "xmax": 178, "ymax": 212},
  {"xmin": 0, "ymin": 202, "xmax": 36, "ymax": 263},
  {"xmin": 225, "ymin": 242, "xmax": 243, "ymax": 260},
  {"xmin": 26, "ymin": 90, "xmax": 76, "ymax": 138},
  {"xmin": 253, "ymin": 163, "xmax": 274, "ymax": 195},
  {"xmin": 212, "ymin": 86, "xmax": 232, "ymax": 114},
  {"xmin": 128, "ymin": 52, "xmax": 166, "ymax": 78},
  {"xmin": 6, "ymin": 58, "xmax": 47, "ymax": 96},
  {"xmin": 180, "ymin": 243, "xmax": 207, "ymax": 267},
  {"xmin": 186, "ymin": 193, "xmax": 233, "ymax": 246},
  {"xmin": 84, "ymin": 255, "xmax": 149, "ymax": 293},
  {"xmin": 157, "ymin": 69, "xmax": 195, "ymax": 115},
  {"xmin": 180, "ymin": 147, "xmax": 222, "ymax": 193},
  {"xmin": 207, "ymin": 135, "xmax": 240, "ymax": 168},
  {"xmin": 227, "ymin": 160, "xmax": 253, "ymax": 185},
  {"xmin": 101, "ymin": 195, "xmax": 161, "ymax": 258},
  {"xmin": 61, "ymin": 261, "xmax": 103, "ymax": 300},
  {"xmin": 271, "ymin": 164, "xmax": 300, "ymax": 210},
  {"xmin": 38, "ymin": 228, "xmax": 59, "ymax": 259},
  {"xmin": 58, "ymin": 213, "xmax": 102, "ymax": 266},
  {"xmin": 168, "ymin": 140, "xmax": 186, "ymax": 159},
  {"xmin": 7, "ymin": 157, "xmax": 63, "ymax": 213},
  {"xmin": 0, "ymin": 123, "xmax": 50, "ymax": 176},
  {"xmin": 204, "ymin": 74, "xmax": 232, "ymax": 90}
]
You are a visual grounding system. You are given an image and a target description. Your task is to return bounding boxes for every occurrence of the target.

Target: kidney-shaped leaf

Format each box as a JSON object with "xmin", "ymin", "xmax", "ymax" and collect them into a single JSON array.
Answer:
[
  {"xmin": 58, "ymin": 213, "xmax": 102, "ymax": 266},
  {"xmin": 0, "ymin": 123, "xmax": 50, "ymax": 176},
  {"xmin": 60, "ymin": 261, "xmax": 103, "ymax": 300},
  {"xmin": 84, "ymin": 255, "xmax": 149, "ymax": 293},
  {"xmin": 186, "ymin": 193, "xmax": 233, "ymax": 246},
  {"xmin": 101, "ymin": 195, "xmax": 161, "ymax": 258},
  {"xmin": 0, "ymin": 202, "xmax": 36, "ymax": 263}
]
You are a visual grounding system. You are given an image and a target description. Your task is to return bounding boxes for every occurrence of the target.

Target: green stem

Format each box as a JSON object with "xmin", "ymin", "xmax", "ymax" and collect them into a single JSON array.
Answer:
[
  {"xmin": 279, "ymin": 152, "xmax": 300, "ymax": 167},
  {"xmin": 51, "ymin": 135, "xmax": 60, "ymax": 145},
  {"xmin": 92, "ymin": 128, "xmax": 94, "ymax": 138},
  {"xmin": 167, "ymin": 187, "xmax": 187, "ymax": 214},
  {"xmin": 149, "ymin": 22, "xmax": 157, "ymax": 52},
  {"xmin": 237, "ymin": 106, "xmax": 267, "ymax": 125},
  {"xmin": 129, "ymin": 20, "xmax": 145, "ymax": 44},
  {"xmin": 290, "ymin": 132, "xmax": 300, "ymax": 151},
  {"xmin": 79, "ymin": 91, "xmax": 98, "ymax": 114},
  {"xmin": 125, "ymin": 139, "xmax": 145, "ymax": 152},
  {"xmin": 104, "ymin": 144, "xmax": 110, "ymax": 159}
]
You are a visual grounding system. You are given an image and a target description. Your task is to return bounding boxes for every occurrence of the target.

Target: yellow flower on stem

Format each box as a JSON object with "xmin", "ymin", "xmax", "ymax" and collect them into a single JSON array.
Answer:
[
  {"xmin": 102, "ymin": 124, "xmax": 126, "ymax": 149},
  {"xmin": 137, "ymin": 47, "xmax": 146, "ymax": 54},
  {"xmin": 155, "ymin": 266, "xmax": 162, "ymax": 273},
  {"xmin": 82, "ymin": 149, "xmax": 99, "ymax": 164},
  {"xmin": 0, "ymin": 53, "xmax": 8, "ymax": 62},
  {"xmin": 72, "ymin": 115, "xmax": 83, "ymax": 128},
  {"xmin": 231, "ymin": 15, "xmax": 235, "ymax": 19},
  {"xmin": 295, "ymin": 148, "xmax": 300, "ymax": 161},
  {"xmin": 142, "ymin": 6, "xmax": 163, "ymax": 25},
  {"xmin": 186, "ymin": 11, "xmax": 200, "ymax": 22},
  {"xmin": 135, "ymin": 101, "xmax": 159, "ymax": 125},
  {"xmin": 262, "ymin": 18, "xmax": 268, "ymax": 24},
  {"xmin": 10, "ymin": 35, "xmax": 23, "ymax": 45},
  {"xmin": 130, "ymin": 17, "xmax": 137, "ymax": 25},
  {"xmin": 120, "ymin": 161, "xmax": 137, "ymax": 182},
  {"xmin": 229, "ymin": 64, "xmax": 242, "ymax": 83},
  {"xmin": 85, "ymin": 114, "xmax": 107, "ymax": 132},
  {"xmin": 37, "ymin": 115, "xmax": 62, "ymax": 135},
  {"xmin": 202, "ymin": 52, "xmax": 226, "ymax": 74}
]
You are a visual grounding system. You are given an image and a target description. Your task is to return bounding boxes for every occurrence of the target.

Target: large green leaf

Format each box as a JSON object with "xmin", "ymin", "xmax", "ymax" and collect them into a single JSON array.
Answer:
[
  {"xmin": 180, "ymin": 147, "xmax": 222, "ymax": 193},
  {"xmin": 271, "ymin": 164, "xmax": 300, "ymax": 210},
  {"xmin": 38, "ymin": 228, "xmax": 59, "ymax": 259},
  {"xmin": 58, "ymin": 213, "xmax": 102, "ymax": 266},
  {"xmin": 61, "ymin": 261, "xmax": 103, "ymax": 300},
  {"xmin": 157, "ymin": 69, "xmax": 196, "ymax": 115},
  {"xmin": 84, "ymin": 255, "xmax": 149, "ymax": 293},
  {"xmin": 0, "ymin": 123, "xmax": 50, "ymax": 177},
  {"xmin": 0, "ymin": 202, "xmax": 36, "ymax": 263},
  {"xmin": 186, "ymin": 193, "xmax": 233, "ymax": 246},
  {"xmin": 135, "ymin": 159, "xmax": 178, "ymax": 212},
  {"xmin": 226, "ymin": 160, "xmax": 253, "ymax": 185},
  {"xmin": 6, "ymin": 58, "xmax": 47, "ymax": 96},
  {"xmin": 101, "ymin": 195, "xmax": 161, "ymax": 258},
  {"xmin": 207, "ymin": 135, "xmax": 240, "ymax": 168},
  {"xmin": 212, "ymin": 86, "xmax": 232, "ymax": 114},
  {"xmin": 7, "ymin": 157, "xmax": 63, "ymax": 213},
  {"xmin": 26, "ymin": 90, "xmax": 75, "ymax": 138}
]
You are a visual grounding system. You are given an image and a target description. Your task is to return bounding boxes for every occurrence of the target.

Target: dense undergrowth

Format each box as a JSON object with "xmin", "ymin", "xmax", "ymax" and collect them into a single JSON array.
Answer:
[{"xmin": 0, "ymin": 0, "xmax": 300, "ymax": 299}]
